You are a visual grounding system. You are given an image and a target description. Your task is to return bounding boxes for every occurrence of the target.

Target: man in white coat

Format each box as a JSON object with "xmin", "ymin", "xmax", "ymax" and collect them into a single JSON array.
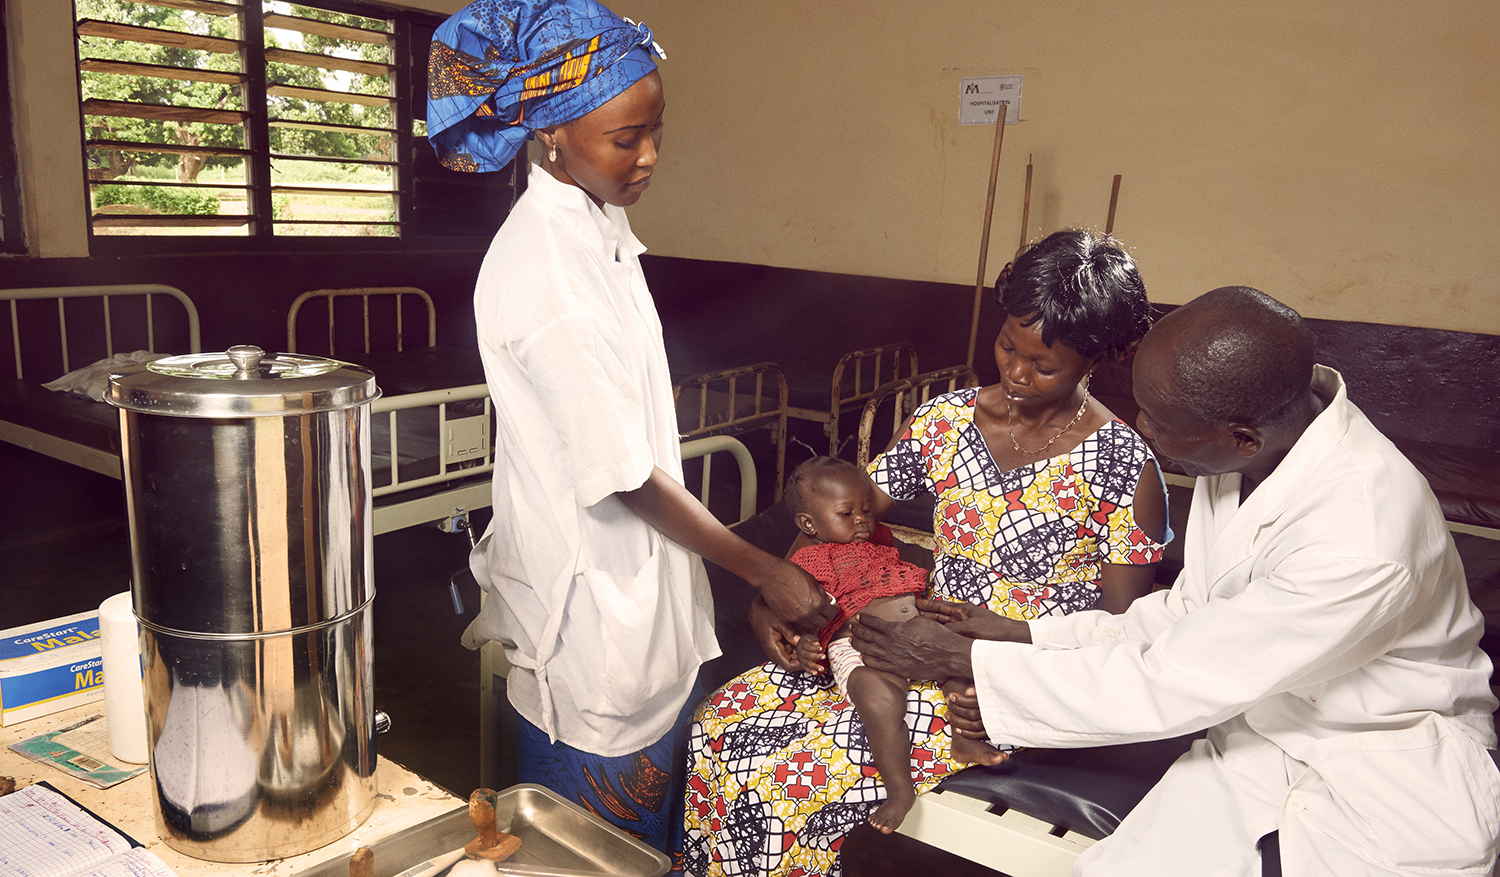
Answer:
[{"xmin": 852, "ymin": 286, "xmax": 1500, "ymax": 876}]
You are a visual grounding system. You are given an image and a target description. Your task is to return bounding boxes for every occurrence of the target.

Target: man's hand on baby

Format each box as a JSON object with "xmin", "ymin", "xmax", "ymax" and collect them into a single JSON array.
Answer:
[
  {"xmin": 850, "ymin": 615, "xmax": 973, "ymax": 680},
  {"xmin": 916, "ymin": 598, "xmax": 1028, "ymax": 643},
  {"xmin": 945, "ymin": 686, "xmax": 988, "ymax": 740}
]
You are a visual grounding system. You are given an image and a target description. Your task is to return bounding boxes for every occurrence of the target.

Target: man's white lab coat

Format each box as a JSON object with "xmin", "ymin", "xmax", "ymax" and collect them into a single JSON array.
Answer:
[{"xmin": 971, "ymin": 367, "xmax": 1499, "ymax": 876}]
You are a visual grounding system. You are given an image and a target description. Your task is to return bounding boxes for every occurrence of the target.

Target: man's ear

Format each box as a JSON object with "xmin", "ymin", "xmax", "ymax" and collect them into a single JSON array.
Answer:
[
  {"xmin": 1228, "ymin": 424, "xmax": 1264, "ymax": 458},
  {"xmin": 794, "ymin": 512, "xmax": 817, "ymax": 537}
]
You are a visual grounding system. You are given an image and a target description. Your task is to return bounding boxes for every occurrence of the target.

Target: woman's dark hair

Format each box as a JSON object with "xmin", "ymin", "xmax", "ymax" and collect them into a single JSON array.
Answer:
[
  {"xmin": 784, "ymin": 456, "xmax": 864, "ymax": 517},
  {"xmin": 996, "ymin": 229, "xmax": 1152, "ymax": 361}
]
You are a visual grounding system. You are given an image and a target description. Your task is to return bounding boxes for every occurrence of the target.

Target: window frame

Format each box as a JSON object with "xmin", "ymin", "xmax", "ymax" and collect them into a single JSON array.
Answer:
[
  {"xmin": 0, "ymin": 0, "xmax": 26, "ymax": 254},
  {"xmin": 75, "ymin": 0, "xmax": 521, "ymax": 256}
]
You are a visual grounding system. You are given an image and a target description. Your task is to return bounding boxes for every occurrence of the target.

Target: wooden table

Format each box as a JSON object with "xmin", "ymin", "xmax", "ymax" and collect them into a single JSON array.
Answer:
[{"xmin": 0, "ymin": 703, "xmax": 464, "ymax": 876}]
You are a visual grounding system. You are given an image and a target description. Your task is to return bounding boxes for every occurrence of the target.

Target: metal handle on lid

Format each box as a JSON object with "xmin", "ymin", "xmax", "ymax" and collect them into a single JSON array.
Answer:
[{"xmin": 226, "ymin": 344, "xmax": 264, "ymax": 377}]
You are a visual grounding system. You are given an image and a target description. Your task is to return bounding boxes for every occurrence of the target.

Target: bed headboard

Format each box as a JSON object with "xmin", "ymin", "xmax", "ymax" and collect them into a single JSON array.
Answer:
[
  {"xmin": 286, "ymin": 287, "xmax": 436, "ymax": 357},
  {"xmin": 1, "ymin": 284, "xmax": 201, "ymax": 381}
]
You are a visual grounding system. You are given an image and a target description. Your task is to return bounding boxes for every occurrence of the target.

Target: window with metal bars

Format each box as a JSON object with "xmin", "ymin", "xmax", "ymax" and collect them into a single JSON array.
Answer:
[{"xmin": 74, "ymin": 0, "xmax": 518, "ymax": 249}]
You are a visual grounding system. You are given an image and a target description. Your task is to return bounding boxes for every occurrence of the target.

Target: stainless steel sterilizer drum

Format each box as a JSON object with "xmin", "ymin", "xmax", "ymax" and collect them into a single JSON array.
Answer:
[{"xmin": 107, "ymin": 345, "xmax": 380, "ymax": 862}]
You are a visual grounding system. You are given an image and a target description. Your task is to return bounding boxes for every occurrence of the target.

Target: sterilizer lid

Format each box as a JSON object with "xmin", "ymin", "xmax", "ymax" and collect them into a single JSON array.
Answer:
[{"xmin": 105, "ymin": 345, "xmax": 380, "ymax": 416}]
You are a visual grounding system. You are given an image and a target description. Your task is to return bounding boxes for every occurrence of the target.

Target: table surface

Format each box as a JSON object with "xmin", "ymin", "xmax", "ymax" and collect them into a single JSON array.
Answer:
[{"xmin": 0, "ymin": 703, "xmax": 464, "ymax": 877}]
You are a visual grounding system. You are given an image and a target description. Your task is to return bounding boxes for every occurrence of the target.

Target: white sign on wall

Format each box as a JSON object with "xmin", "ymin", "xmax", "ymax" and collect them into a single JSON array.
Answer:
[{"xmin": 959, "ymin": 75, "xmax": 1023, "ymax": 125}]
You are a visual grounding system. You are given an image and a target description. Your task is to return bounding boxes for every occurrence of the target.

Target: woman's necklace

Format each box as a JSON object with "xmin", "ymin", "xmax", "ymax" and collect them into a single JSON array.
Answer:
[{"xmin": 1008, "ymin": 390, "xmax": 1090, "ymax": 457}]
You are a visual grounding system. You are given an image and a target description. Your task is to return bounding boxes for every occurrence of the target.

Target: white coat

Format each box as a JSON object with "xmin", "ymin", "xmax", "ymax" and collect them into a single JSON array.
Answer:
[
  {"xmin": 971, "ymin": 366, "xmax": 1499, "ymax": 876},
  {"xmin": 463, "ymin": 165, "xmax": 718, "ymax": 757}
]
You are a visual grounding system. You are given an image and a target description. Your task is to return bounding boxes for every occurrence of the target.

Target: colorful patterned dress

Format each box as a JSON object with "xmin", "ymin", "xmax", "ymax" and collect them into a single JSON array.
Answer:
[{"xmin": 682, "ymin": 388, "xmax": 1167, "ymax": 877}]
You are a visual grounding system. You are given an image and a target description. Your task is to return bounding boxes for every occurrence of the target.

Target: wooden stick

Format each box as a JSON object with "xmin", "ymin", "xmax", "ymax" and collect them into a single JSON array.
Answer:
[
  {"xmin": 465, "ymin": 788, "xmax": 523, "ymax": 862},
  {"xmin": 1018, "ymin": 155, "xmax": 1033, "ymax": 254},
  {"xmin": 1105, "ymin": 174, "xmax": 1122, "ymax": 236},
  {"xmin": 966, "ymin": 104, "xmax": 1009, "ymax": 369},
  {"xmin": 349, "ymin": 847, "xmax": 374, "ymax": 877}
]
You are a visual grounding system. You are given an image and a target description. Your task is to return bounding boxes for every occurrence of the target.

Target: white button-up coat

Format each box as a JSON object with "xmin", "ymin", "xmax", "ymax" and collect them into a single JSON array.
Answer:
[
  {"xmin": 464, "ymin": 166, "xmax": 718, "ymax": 757},
  {"xmin": 972, "ymin": 367, "xmax": 1499, "ymax": 875}
]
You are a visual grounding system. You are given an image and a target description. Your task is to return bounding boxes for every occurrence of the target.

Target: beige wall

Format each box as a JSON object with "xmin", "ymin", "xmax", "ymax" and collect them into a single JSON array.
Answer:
[
  {"xmin": 621, "ymin": 0, "xmax": 1500, "ymax": 334},
  {"xmin": 9, "ymin": 1, "xmax": 1498, "ymax": 334}
]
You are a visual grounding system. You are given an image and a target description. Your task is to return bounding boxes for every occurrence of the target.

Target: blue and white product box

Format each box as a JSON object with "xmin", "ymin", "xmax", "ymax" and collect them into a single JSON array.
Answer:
[{"xmin": 0, "ymin": 610, "xmax": 105, "ymax": 726}]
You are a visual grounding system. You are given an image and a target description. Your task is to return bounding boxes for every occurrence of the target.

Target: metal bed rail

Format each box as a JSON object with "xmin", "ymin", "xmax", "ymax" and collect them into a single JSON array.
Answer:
[
  {"xmin": 856, "ymin": 365, "xmax": 981, "ymax": 468},
  {"xmin": 369, "ymin": 382, "xmax": 495, "ymax": 536},
  {"xmin": 287, "ymin": 286, "xmax": 436, "ymax": 356},
  {"xmin": 786, "ymin": 343, "xmax": 920, "ymax": 457},
  {"xmin": 2, "ymin": 284, "xmax": 201, "ymax": 380},
  {"xmin": 674, "ymin": 361, "xmax": 789, "ymax": 500}
]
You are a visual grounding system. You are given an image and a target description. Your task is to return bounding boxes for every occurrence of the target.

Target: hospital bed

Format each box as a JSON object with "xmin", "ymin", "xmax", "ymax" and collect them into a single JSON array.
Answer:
[
  {"xmin": 285, "ymin": 286, "xmax": 496, "ymax": 536},
  {"xmin": 674, "ymin": 361, "xmax": 790, "ymax": 500},
  {"xmin": 0, "ymin": 284, "xmax": 201, "ymax": 477},
  {"xmin": 670, "ymin": 346, "xmax": 926, "ymax": 503},
  {"xmin": 784, "ymin": 343, "xmax": 921, "ymax": 457},
  {"xmin": 0, "ymin": 283, "xmax": 496, "ymax": 537}
]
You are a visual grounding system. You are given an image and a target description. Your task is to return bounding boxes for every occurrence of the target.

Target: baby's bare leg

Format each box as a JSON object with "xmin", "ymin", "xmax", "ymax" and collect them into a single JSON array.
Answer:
[
  {"xmin": 846, "ymin": 665, "xmax": 917, "ymax": 834},
  {"xmin": 942, "ymin": 677, "xmax": 1007, "ymax": 766}
]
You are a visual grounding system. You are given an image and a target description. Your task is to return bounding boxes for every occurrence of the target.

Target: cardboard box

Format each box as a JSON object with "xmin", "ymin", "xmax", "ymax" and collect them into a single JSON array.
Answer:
[{"xmin": 0, "ymin": 610, "xmax": 105, "ymax": 726}]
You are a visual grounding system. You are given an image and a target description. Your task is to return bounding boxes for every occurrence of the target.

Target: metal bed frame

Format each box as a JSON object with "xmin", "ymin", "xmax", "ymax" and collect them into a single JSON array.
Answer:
[
  {"xmin": 785, "ymin": 343, "xmax": 921, "ymax": 457},
  {"xmin": 285, "ymin": 285, "xmax": 494, "ymax": 536},
  {"xmin": 0, "ymin": 283, "xmax": 494, "ymax": 537},
  {"xmin": 285, "ymin": 286, "xmax": 437, "ymax": 356},
  {"xmin": 674, "ymin": 361, "xmax": 789, "ymax": 500},
  {"xmin": 0, "ymin": 284, "xmax": 201, "ymax": 477},
  {"xmin": 856, "ymin": 365, "xmax": 981, "ymax": 467}
]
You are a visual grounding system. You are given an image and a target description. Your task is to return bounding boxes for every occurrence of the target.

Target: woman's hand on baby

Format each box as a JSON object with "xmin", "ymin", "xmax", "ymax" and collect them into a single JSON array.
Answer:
[
  {"xmin": 917, "ymin": 597, "xmax": 970, "ymax": 624},
  {"xmin": 749, "ymin": 596, "xmax": 812, "ymax": 671},
  {"xmin": 916, "ymin": 598, "xmax": 1029, "ymax": 643},
  {"xmin": 757, "ymin": 558, "xmax": 837, "ymax": 631}
]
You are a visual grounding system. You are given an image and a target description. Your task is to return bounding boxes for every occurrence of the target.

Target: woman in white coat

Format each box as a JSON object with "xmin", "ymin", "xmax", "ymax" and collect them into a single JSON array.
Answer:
[{"xmin": 427, "ymin": 0, "xmax": 834, "ymax": 855}]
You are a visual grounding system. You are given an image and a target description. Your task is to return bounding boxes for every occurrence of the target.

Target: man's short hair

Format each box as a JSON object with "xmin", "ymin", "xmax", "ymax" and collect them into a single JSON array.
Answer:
[{"xmin": 1167, "ymin": 287, "xmax": 1315, "ymax": 428}]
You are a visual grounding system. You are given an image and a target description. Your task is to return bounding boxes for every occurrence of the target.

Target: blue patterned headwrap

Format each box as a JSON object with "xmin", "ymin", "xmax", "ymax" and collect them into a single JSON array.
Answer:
[{"xmin": 427, "ymin": 0, "xmax": 664, "ymax": 173}]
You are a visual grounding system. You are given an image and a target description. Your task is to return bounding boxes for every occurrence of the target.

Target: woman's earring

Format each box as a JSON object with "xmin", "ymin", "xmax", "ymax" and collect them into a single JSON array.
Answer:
[{"xmin": 548, "ymin": 143, "xmax": 557, "ymax": 162}]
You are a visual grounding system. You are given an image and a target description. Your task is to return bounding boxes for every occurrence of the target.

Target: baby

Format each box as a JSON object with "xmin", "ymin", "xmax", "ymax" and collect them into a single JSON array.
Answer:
[{"xmin": 784, "ymin": 457, "xmax": 1003, "ymax": 833}]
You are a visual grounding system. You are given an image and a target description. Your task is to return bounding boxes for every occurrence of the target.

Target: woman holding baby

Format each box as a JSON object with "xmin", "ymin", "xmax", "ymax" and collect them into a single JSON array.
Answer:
[{"xmin": 682, "ymin": 230, "xmax": 1170, "ymax": 877}]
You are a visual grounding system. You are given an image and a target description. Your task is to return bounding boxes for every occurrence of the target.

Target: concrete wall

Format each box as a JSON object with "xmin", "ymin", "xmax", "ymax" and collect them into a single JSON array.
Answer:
[
  {"xmin": 8, "ymin": 0, "xmax": 1497, "ymax": 334},
  {"xmin": 615, "ymin": 0, "xmax": 1497, "ymax": 334}
]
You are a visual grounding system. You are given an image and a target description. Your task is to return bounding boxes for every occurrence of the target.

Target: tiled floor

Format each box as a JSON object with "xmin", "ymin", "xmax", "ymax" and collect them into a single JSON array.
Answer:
[{"xmin": 0, "ymin": 433, "xmax": 1008, "ymax": 876}]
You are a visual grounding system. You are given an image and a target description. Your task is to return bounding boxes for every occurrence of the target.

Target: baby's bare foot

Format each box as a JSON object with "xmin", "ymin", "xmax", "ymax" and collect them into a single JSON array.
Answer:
[
  {"xmin": 868, "ymin": 787, "xmax": 915, "ymax": 834},
  {"xmin": 952, "ymin": 733, "xmax": 1008, "ymax": 766}
]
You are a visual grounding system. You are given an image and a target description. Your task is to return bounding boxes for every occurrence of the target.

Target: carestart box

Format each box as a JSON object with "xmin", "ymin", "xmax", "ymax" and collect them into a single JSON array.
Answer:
[{"xmin": 0, "ymin": 610, "xmax": 104, "ymax": 726}]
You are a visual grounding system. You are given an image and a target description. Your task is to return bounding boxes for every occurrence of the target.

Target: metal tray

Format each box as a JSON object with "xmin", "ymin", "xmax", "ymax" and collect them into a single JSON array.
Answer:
[{"xmin": 296, "ymin": 784, "xmax": 669, "ymax": 877}]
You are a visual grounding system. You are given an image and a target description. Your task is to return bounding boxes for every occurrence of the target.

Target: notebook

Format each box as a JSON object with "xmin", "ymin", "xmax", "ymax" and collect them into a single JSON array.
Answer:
[{"xmin": 0, "ymin": 783, "xmax": 176, "ymax": 877}]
